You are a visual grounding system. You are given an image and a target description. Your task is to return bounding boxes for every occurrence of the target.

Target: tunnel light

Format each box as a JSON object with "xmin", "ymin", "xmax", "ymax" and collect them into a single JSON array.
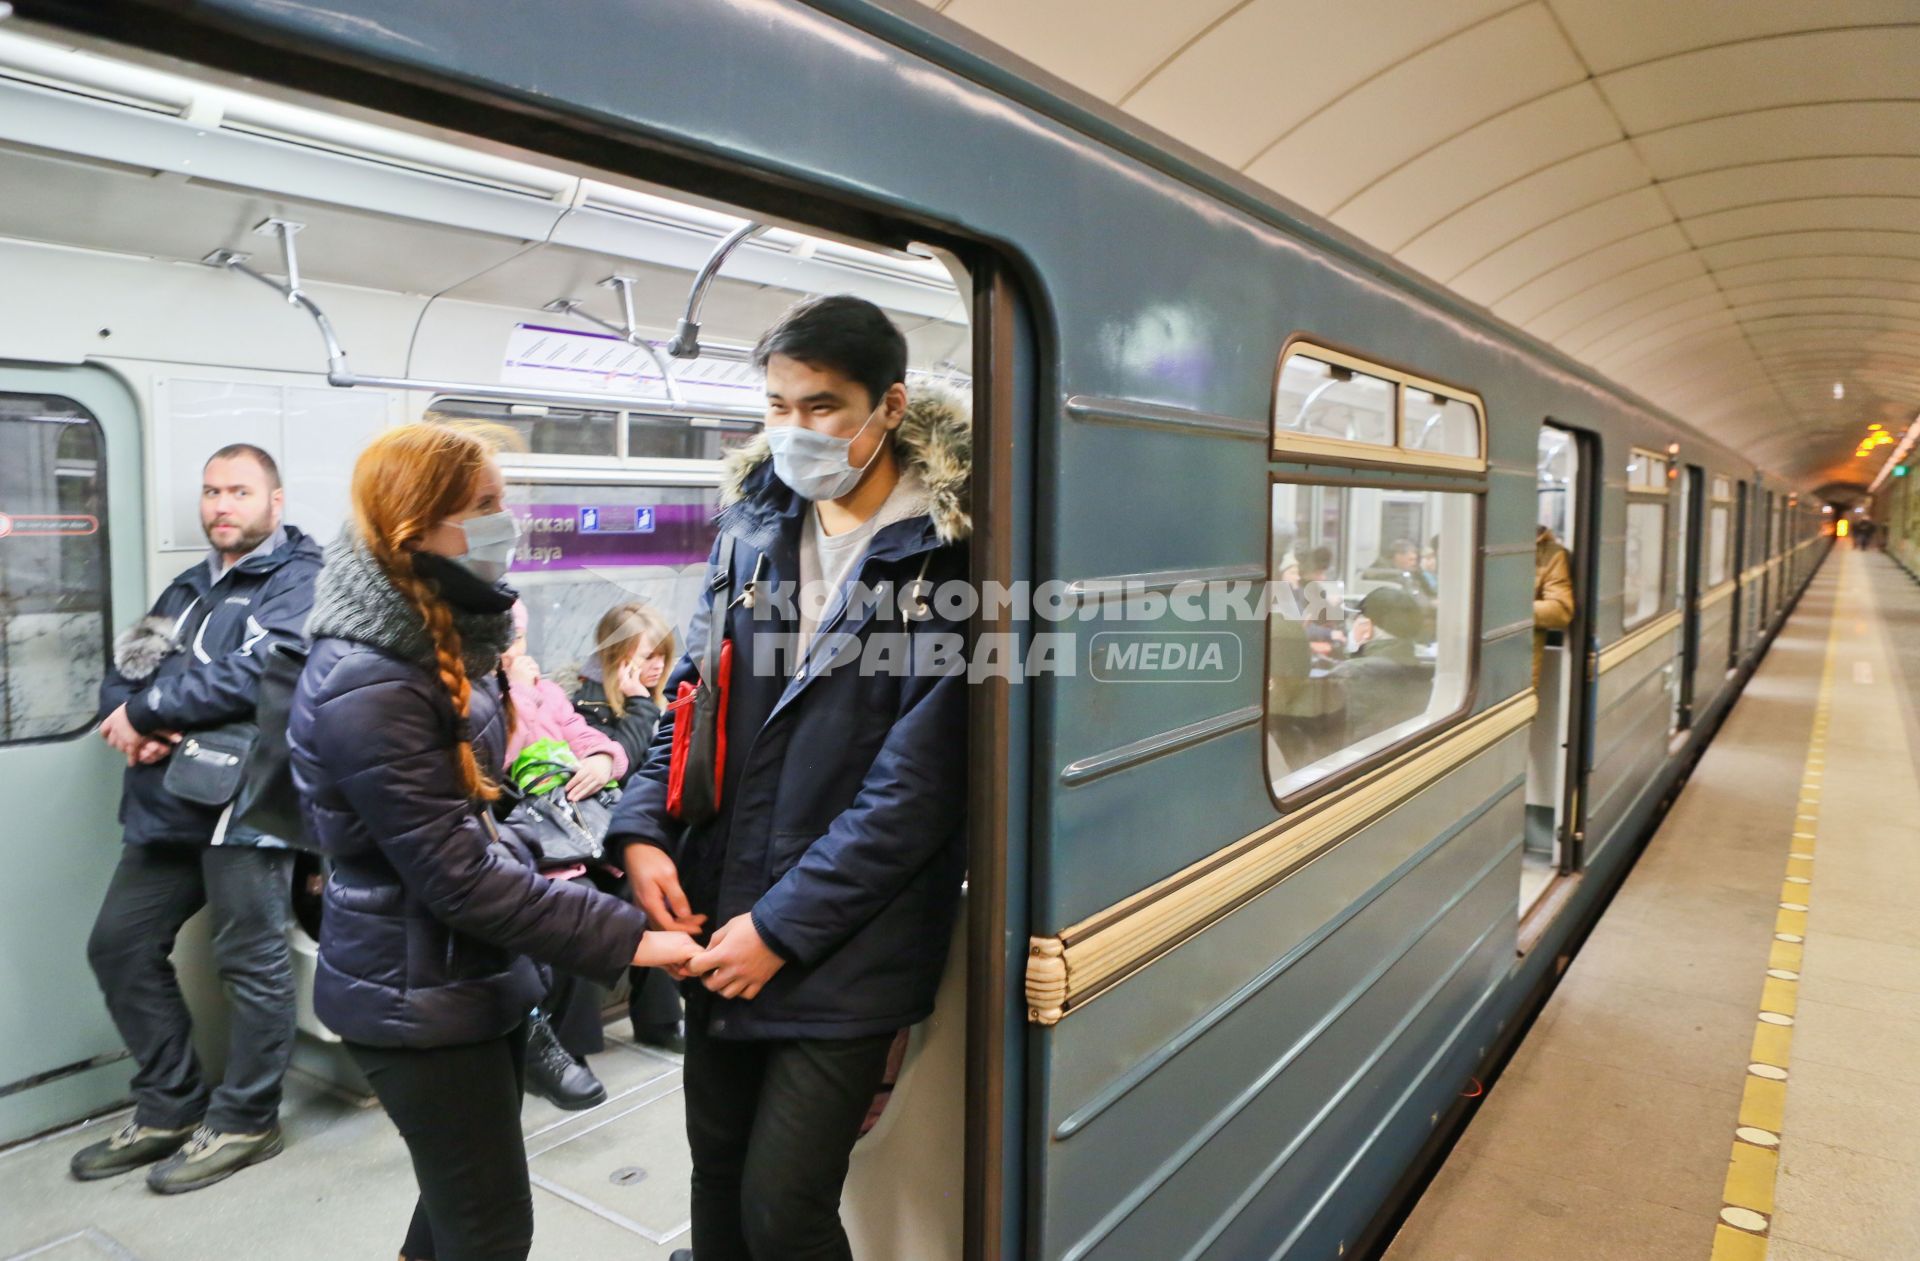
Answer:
[
  {"xmin": 1834, "ymin": 383, "xmax": 1846, "ymax": 399},
  {"xmin": 1870, "ymin": 422, "xmax": 1884, "ymax": 430}
]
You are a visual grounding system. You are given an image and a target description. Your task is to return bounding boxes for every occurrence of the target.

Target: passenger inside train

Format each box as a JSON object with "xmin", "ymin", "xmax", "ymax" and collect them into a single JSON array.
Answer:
[{"xmin": 0, "ymin": 24, "xmax": 977, "ymax": 1257}]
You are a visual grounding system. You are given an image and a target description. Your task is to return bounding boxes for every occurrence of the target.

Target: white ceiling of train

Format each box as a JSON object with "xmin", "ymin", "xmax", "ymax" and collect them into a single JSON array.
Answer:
[
  {"xmin": 919, "ymin": 0, "xmax": 1920, "ymax": 490},
  {"xmin": 0, "ymin": 28, "xmax": 972, "ymax": 378}
]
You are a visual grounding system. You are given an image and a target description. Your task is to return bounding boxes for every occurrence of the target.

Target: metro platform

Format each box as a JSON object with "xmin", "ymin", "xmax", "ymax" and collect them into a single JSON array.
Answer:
[
  {"xmin": 0, "ymin": 1029, "xmax": 696, "ymax": 1260},
  {"xmin": 1386, "ymin": 549, "xmax": 1920, "ymax": 1261}
]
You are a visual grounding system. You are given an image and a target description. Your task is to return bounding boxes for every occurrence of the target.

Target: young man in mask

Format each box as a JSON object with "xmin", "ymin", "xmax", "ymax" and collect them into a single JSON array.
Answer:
[
  {"xmin": 608, "ymin": 295, "xmax": 971, "ymax": 1261},
  {"xmin": 74, "ymin": 444, "xmax": 323, "ymax": 1193}
]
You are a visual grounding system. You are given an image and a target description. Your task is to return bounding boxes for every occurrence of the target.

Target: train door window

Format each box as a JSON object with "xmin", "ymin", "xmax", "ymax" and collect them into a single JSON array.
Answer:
[
  {"xmin": 0, "ymin": 395, "xmax": 109, "ymax": 744},
  {"xmin": 1708, "ymin": 477, "xmax": 1732, "ymax": 587},
  {"xmin": 1622, "ymin": 447, "xmax": 1670, "ymax": 628}
]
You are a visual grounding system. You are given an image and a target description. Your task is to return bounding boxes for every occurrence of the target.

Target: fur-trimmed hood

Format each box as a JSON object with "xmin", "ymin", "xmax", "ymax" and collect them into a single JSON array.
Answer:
[
  {"xmin": 306, "ymin": 533, "xmax": 515, "ymax": 677},
  {"xmin": 114, "ymin": 615, "xmax": 180, "ymax": 682},
  {"xmin": 718, "ymin": 391, "xmax": 971, "ymax": 545}
]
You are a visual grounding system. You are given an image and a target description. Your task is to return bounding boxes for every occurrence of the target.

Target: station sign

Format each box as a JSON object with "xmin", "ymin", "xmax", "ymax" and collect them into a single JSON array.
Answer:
[
  {"xmin": 0, "ymin": 512, "xmax": 99, "ymax": 539},
  {"xmin": 510, "ymin": 503, "xmax": 711, "ymax": 571}
]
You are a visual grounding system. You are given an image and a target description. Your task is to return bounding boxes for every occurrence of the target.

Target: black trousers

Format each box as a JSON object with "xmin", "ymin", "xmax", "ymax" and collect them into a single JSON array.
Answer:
[
  {"xmin": 346, "ymin": 1025, "xmax": 531, "ymax": 1261},
  {"xmin": 85, "ymin": 842, "xmax": 295, "ymax": 1133},
  {"xmin": 542, "ymin": 868, "xmax": 681, "ymax": 1059},
  {"xmin": 683, "ymin": 994, "xmax": 896, "ymax": 1261},
  {"xmin": 547, "ymin": 964, "xmax": 684, "ymax": 1057}
]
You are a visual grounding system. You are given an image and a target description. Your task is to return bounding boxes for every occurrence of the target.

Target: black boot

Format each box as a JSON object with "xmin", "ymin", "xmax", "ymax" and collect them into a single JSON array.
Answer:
[
  {"xmin": 635, "ymin": 1021, "xmax": 686, "ymax": 1056},
  {"xmin": 525, "ymin": 1012, "xmax": 607, "ymax": 1111}
]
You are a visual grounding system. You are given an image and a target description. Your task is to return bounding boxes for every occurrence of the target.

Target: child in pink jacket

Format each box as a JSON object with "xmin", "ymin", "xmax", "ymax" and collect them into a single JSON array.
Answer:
[{"xmin": 502, "ymin": 602, "xmax": 628, "ymax": 797}]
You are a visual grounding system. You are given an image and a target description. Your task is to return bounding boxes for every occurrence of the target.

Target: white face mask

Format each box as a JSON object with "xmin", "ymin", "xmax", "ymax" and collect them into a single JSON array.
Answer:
[
  {"xmin": 763, "ymin": 405, "xmax": 886, "ymax": 502},
  {"xmin": 448, "ymin": 509, "xmax": 519, "ymax": 583}
]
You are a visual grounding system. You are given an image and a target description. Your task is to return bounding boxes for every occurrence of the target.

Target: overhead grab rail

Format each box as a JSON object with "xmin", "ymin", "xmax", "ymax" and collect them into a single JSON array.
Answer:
[
  {"xmin": 204, "ymin": 218, "xmax": 765, "ymax": 425},
  {"xmin": 666, "ymin": 221, "xmax": 767, "ymax": 359},
  {"xmin": 543, "ymin": 275, "xmax": 687, "ymax": 407}
]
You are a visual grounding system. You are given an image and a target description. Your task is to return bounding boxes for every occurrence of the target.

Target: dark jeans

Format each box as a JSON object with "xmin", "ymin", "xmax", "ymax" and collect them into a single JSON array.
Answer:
[
  {"xmin": 346, "ymin": 1025, "xmax": 531, "ymax": 1261},
  {"xmin": 684, "ymin": 994, "xmax": 896, "ymax": 1261},
  {"xmin": 85, "ymin": 842, "xmax": 295, "ymax": 1133}
]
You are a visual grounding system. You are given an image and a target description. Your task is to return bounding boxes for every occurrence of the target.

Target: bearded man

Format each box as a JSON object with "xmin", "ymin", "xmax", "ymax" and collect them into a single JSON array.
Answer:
[{"xmin": 73, "ymin": 443, "xmax": 322, "ymax": 1194}]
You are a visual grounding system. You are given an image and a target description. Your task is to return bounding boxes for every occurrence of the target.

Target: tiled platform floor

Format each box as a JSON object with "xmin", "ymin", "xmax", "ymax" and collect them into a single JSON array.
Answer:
[{"xmin": 1386, "ymin": 550, "xmax": 1920, "ymax": 1261}]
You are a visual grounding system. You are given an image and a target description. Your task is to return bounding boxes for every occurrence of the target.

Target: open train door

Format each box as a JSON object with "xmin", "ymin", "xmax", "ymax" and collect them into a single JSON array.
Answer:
[
  {"xmin": 1674, "ymin": 464, "xmax": 1705, "ymax": 732},
  {"xmin": 1522, "ymin": 421, "xmax": 1599, "ymax": 935},
  {"xmin": 0, "ymin": 363, "xmax": 147, "ymax": 1142}
]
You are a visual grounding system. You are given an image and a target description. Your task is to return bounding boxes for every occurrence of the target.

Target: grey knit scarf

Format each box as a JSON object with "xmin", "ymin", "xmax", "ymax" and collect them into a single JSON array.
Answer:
[{"xmin": 306, "ymin": 532, "xmax": 514, "ymax": 676}]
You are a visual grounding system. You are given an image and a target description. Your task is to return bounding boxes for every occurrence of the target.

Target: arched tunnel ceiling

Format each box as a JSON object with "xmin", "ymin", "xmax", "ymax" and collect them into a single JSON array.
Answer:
[{"xmin": 914, "ymin": 0, "xmax": 1920, "ymax": 490}]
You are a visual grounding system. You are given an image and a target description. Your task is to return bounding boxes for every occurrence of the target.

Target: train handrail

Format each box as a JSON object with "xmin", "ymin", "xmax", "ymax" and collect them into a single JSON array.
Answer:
[{"xmin": 205, "ymin": 218, "xmax": 765, "ymax": 425}]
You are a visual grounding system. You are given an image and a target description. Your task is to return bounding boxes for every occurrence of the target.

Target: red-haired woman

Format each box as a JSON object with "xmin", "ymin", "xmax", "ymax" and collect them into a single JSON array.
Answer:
[{"xmin": 289, "ymin": 421, "xmax": 698, "ymax": 1261}]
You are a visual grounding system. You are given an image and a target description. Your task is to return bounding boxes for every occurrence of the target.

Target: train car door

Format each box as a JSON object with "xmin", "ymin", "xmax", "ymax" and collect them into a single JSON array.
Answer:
[
  {"xmin": 1730, "ymin": 481, "xmax": 1749, "ymax": 667},
  {"xmin": 0, "ymin": 362, "xmax": 146, "ymax": 1143},
  {"xmin": 1758, "ymin": 491, "xmax": 1774, "ymax": 626},
  {"xmin": 1675, "ymin": 464, "xmax": 1704, "ymax": 732},
  {"xmin": 1524, "ymin": 423, "xmax": 1595, "ymax": 921}
]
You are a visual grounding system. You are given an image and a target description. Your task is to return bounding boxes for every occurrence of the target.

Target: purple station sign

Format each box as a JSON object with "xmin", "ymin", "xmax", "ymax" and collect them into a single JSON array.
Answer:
[{"xmin": 511, "ymin": 503, "xmax": 714, "ymax": 571}]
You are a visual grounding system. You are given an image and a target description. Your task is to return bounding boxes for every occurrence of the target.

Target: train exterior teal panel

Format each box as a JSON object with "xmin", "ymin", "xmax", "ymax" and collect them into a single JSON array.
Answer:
[
  {"xmin": 1040, "ymin": 772, "xmax": 1522, "ymax": 1259},
  {"xmin": 1588, "ymin": 636, "xmax": 1681, "ymax": 859},
  {"xmin": 1043, "ymin": 728, "xmax": 1526, "ymax": 1137},
  {"xmin": 1693, "ymin": 597, "xmax": 1737, "ymax": 717}
]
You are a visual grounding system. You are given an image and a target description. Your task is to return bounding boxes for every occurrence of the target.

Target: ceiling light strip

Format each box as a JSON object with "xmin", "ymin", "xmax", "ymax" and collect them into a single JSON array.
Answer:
[{"xmin": 1867, "ymin": 413, "xmax": 1920, "ymax": 493}]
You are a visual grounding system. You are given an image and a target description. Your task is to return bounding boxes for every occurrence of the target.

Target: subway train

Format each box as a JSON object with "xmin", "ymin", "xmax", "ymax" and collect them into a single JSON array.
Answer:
[{"xmin": 0, "ymin": 3, "xmax": 1831, "ymax": 1258}]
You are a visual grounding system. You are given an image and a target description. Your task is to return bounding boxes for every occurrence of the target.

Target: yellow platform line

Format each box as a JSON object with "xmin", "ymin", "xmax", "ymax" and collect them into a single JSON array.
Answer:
[{"xmin": 1710, "ymin": 578, "xmax": 1843, "ymax": 1260}]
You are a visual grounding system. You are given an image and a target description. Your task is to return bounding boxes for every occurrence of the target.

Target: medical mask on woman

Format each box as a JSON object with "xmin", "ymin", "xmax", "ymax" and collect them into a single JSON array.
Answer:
[
  {"xmin": 764, "ymin": 406, "xmax": 887, "ymax": 501},
  {"xmin": 448, "ymin": 509, "xmax": 520, "ymax": 583}
]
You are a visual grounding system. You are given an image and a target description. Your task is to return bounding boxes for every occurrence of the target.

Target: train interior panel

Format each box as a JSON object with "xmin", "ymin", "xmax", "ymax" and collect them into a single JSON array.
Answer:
[{"xmin": 0, "ymin": 24, "xmax": 976, "ymax": 1256}]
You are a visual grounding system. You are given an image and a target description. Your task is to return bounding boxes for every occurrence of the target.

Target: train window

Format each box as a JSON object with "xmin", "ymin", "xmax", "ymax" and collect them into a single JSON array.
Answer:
[
  {"xmin": 1708, "ymin": 476, "xmax": 1733, "ymax": 587},
  {"xmin": 1708, "ymin": 503, "xmax": 1731, "ymax": 587},
  {"xmin": 432, "ymin": 400, "xmax": 619, "ymax": 457},
  {"xmin": 1272, "ymin": 343, "xmax": 1485, "ymax": 470},
  {"xmin": 502, "ymin": 480, "xmax": 722, "ymax": 686},
  {"xmin": 1402, "ymin": 389, "xmax": 1480, "ymax": 459},
  {"xmin": 627, "ymin": 413, "xmax": 756, "ymax": 461},
  {"xmin": 430, "ymin": 400, "xmax": 757, "ymax": 462},
  {"xmin": 1623, "ymin": 501, "xmax": 1668, "ymax": 627},
  {"xmin": 0, "ymin": 395, "xmax": 109, "ymax": 744},
  {"xmin": 1274, "ymin": 354, "xmax": 1394, "ymax": 448},
  {"xmin": 1266, "ymin": 481, "xmax": 1476, "ymax": 803},
  {"xmin": 1625, "ymin": 447, "xmax": 1671, "ymax": 492},
  {"xmin": 1622, "ymin": 447, "xmax": 1670, "ymax": 628}
]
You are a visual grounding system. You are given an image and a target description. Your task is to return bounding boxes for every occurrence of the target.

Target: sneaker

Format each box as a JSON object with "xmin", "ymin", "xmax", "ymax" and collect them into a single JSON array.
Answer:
[
  {"xmin": 145, "ymin": 1124, "xmax": 284, "ymax": 1194},
  {"xmin": 526, "ymin": 1013, "xmax": 607, "ymax": 1111},
  {"xmin": 69, "ymin": 1119, "xmax": 194, "ymax": 1181}
]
